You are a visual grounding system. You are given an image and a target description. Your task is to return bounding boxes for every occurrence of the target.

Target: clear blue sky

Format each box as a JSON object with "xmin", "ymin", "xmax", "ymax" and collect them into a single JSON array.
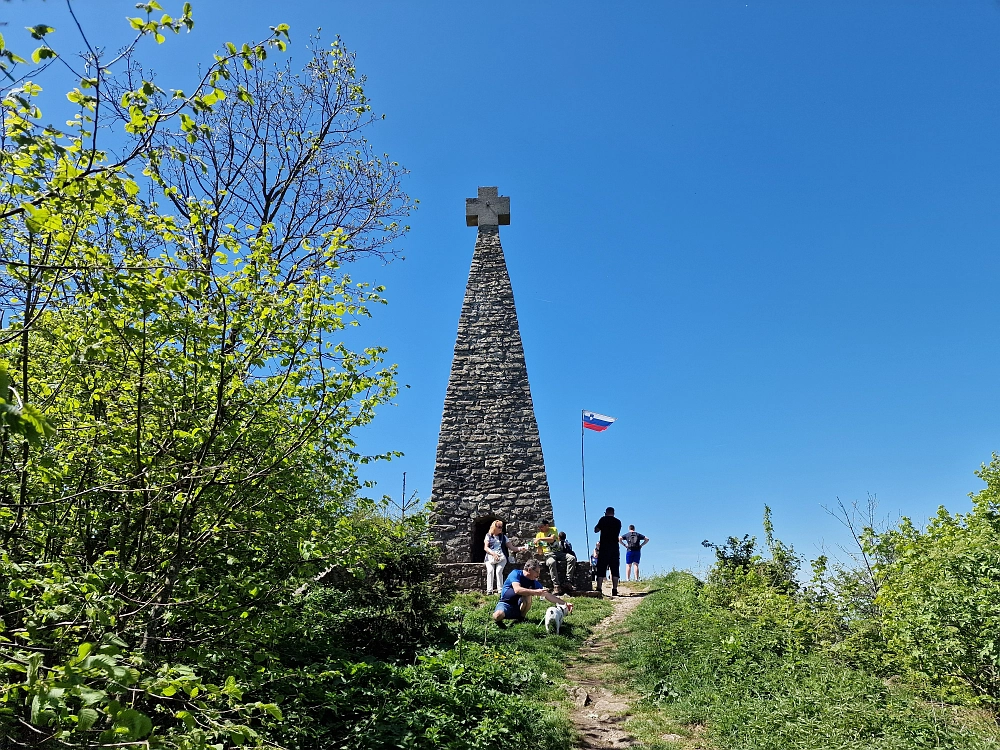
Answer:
[{"xmin": 7, "ymin": 1, "xmax": 1000, "ymax": 574}]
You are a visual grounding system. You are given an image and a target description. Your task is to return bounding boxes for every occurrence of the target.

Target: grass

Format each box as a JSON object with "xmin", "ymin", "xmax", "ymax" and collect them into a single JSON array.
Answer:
[
  {"xmin": 438, "ymin": 591, "xmax": 613, "ymax": 748},
  {"xmin": 612, "ymin": 572, "xmax": 1000, "ymax": 750},
  {"xmin": 450, "ymin": 590, "xmax": 613, "ymax": 692}
]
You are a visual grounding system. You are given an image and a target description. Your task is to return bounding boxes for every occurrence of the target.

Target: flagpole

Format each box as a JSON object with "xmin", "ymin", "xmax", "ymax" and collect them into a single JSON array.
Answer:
[{"xmin": 582, "ymin": 410, "xmax": 590, "ymax": 557}]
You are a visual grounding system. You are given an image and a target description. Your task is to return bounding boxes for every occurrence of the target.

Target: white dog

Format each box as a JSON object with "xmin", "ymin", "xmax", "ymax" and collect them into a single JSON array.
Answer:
[{"xmin": 543, "ymin": 603, "xmax": 569, "ymax": 635}]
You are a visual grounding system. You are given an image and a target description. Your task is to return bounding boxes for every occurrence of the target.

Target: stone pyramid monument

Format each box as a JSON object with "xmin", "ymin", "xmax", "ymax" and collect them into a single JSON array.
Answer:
[{"xmin": 430, "ymin": 187, "xmax": 555, "ymax": 567}]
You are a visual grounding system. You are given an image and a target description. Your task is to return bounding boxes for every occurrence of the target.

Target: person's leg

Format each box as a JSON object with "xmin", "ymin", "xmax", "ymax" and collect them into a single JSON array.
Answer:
[
  {"xmin": 484, "ymin": 560, "xmax": 496, "ymax": 594},
  {"xmin": 611, "ymin": 553, "xmax": 621, "ymax": 596},
  {"xmin": 565, "ymin": 553, "xmax": 577, "ymax": 590},
  {"xmin": 518, "ymin": 595, "xmax": 534, "ymax": 619},
  {"xmin": 624, "ymin": 550, "xmax": 635, "ymax": 581},
  {"xmin": 545, "ymin": 554, "xmax": 561, "ymax": 593},
  {"xmin": 493, "ymin": 600, "xmax": 519, "ymax": 625},
  {"xmin": 595, "ymin": 561, "xmax": 608, "ymax": 596},
  {"xmin": 498, "ymin": 560, "xmax": 508, "ymax": 593},
  {"xmin": 635, "ymin": 563, "xmax": 640, "ymax": 581}
]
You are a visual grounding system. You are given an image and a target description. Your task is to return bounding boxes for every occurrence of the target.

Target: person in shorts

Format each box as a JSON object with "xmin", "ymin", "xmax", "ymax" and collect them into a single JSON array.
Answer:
[
  {"xmin": 620, "ymin": 524, "xmax": 650, "ymax": 581},
  {"xmin": 492, "ymin": 559, "xmax": 572, "ymax": 627}
]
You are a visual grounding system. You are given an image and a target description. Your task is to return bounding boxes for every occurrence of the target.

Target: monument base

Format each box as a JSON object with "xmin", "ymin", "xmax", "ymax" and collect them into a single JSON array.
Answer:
[{"xmin": 432, "ymin": 559, "xmax": 594, "ymax": 594}]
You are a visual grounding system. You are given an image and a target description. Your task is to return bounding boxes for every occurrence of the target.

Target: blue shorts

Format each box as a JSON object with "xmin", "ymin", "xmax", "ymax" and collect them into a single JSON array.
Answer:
[
  {"xmin": 494, "ymin": 600, "xmax": 523, "ymax": 620},
  {"xmin": 625, "ymin": 549, "xmax": 641, "ymax": 565}
]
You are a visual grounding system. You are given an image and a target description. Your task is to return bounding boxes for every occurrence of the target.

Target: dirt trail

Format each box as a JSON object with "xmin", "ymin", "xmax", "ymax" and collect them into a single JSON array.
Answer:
[{"xmin": 564, "ymin": 586, "xmax": 646, "ymax": 748}]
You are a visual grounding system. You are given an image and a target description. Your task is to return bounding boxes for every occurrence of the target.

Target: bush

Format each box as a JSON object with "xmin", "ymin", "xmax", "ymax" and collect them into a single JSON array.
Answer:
[{"xmin": 875, "ymin": 454, "xmax": 1000, "ymax": 705}]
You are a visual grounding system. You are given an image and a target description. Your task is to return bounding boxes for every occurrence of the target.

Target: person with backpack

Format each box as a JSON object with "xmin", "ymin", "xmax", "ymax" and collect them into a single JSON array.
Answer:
[
  {"xmin": 619, "ymin": 524, "xmax": 650, "ymax": 581},
  {"xmin": 558, "ymin": 531, "xmax": 574, "ymax": 557}
]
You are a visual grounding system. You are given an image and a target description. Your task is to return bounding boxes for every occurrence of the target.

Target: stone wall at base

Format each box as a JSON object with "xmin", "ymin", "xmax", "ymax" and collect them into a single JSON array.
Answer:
[{"xmin": 434, "ymin": 558, "xmax": 593, "ymax": 593}]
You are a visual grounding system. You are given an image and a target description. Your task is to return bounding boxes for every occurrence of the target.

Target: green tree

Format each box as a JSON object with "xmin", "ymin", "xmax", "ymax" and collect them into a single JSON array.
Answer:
[{"xmin": 0, "ymin": 5, "xmax": 412, "ymax": 747}]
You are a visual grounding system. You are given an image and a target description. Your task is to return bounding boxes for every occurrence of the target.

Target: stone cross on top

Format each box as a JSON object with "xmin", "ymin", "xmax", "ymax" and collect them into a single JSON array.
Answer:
[{"xmin": 466, "ymin": 186, "xmax": 510, "ymax": 228}]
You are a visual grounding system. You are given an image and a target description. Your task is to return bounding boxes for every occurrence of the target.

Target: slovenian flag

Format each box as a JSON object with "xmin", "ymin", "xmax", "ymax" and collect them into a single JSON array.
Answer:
[{"xmin": 583, "ymin": 411, "xmax": 616, "ymax": 432}]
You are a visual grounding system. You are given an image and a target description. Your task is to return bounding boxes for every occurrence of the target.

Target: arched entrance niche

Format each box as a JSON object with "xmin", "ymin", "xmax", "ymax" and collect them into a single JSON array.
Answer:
[{"xmin": 470, "ymin": 516, "xmax": 502, "ymax": 563}]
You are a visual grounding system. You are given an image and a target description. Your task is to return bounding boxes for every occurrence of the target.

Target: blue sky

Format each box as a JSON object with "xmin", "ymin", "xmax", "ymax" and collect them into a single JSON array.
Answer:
[{"xmin": 7, "ymin": 1, "xmax": 1000, "ymax": 574}]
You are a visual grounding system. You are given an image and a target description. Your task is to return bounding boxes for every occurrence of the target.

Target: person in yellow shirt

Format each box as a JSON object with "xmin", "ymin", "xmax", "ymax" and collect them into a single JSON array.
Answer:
[{"xmin": 534, "ymin": 520, "xmax": 577, "ymax": 594}]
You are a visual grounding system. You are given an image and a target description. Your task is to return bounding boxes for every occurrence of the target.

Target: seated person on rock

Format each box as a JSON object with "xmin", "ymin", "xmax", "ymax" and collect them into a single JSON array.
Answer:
[
  {"xmin": 534, "ymin": 520, "xmax": 578, "ymax": 595},
  {"xmin": 493, "ymin": 559, "xmax": 572, "ymax": 627}
]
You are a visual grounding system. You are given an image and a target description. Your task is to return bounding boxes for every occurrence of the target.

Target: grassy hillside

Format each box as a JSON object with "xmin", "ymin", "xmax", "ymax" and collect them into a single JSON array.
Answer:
[{"xmin": 615, "ymin": 572, "xmax": 1000, "ymax": 750}]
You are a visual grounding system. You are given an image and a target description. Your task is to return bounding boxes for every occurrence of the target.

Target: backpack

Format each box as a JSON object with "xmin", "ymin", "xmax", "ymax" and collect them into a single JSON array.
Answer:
[{"xmin": 625, "ymin": 531, "xmax": 643, "ymax": 551}]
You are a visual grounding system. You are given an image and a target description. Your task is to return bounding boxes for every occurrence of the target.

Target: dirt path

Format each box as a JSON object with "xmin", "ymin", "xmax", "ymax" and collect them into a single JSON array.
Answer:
[{"xmin": 564, "ymin": 586, "xmax": 646, "ymax": 748}]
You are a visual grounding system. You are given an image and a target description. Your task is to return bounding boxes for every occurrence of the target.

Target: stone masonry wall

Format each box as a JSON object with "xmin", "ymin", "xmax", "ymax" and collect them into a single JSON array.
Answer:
[
  {"xmin": 435, "ymin": 560, "xmax": 594, "ymax": 593},
  {"xmin": 429, "ymin": 226, "xmax": 555, "ymax": 562}
]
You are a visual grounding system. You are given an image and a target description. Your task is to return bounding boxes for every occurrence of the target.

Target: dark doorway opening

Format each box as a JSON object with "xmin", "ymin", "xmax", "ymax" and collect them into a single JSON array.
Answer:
[{"xmin": 471, "ymin": 517, "xmax": 500, "ymax": 563}]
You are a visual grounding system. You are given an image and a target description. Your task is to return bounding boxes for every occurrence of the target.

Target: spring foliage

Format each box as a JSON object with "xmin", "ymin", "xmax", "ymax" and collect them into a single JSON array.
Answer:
[
  {"xmin": 0, "ymin": 5, "xmax": 429, "ymax": 748},
  {"xmin": 618, "ymin": 462, "xmax": 1000, "ymax": 748}
]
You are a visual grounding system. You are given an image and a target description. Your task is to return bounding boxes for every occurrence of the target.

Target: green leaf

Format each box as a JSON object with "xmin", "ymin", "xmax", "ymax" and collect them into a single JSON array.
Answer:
[
  {"xmin": 261, "ymin": 703, "xmax": 282, "ymax": 721},
  {"xmin": 77, "ymin": 707, "xmax": 99, "ymax": 732},
  {"xmin": 77, "ymin": 687, "xmax": 106, "ymax": 705},
  {"xmin": 175, "ymin": 710, "xmax": 195, "ymax": 729},
  {"xmin": 116, "ymin": 708, "xmax": 152, "ymax": 739},
  {"xmin": 27, "ymin": 653, "xmax": 41, "ymax": 686},
  {"xmin": 30, "ymin": 47, "xmax": 56, "ymax": 64},
  {"xmin": 76, "ymin": 642, "xmax": 93, "ymax": 662},
  {"xmin": 26, "ymin": 25, "xmax": 55, "ymax": 40}
]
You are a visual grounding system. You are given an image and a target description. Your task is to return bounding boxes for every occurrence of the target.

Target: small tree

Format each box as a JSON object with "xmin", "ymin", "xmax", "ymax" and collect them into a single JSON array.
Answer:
[{"xmin": 0, "ymin": 5, "xmax": 412, "ymax": 747}]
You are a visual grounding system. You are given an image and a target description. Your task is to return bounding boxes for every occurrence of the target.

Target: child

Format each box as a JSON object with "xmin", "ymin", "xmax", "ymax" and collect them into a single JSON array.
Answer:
[{"xmin": 558, "ymin": 531, "xmax": 574, "ymax": 556}]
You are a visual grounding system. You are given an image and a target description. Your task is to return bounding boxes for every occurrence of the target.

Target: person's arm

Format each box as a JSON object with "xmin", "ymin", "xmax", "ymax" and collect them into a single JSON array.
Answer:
[
  {"xmin": 619, "ymin": 535, "xmax": 628, "ymax": 548},
  {"xmin": 512, "ymin": 581, "xmax": 548, "ymax": 597},
  {"xmin": 594, "ymin": 518, "xmax": 602, "ymax": 534},
  {"xmin": 512, "ymin": 582, "xmax": 573, "ymax": 611},
  {"xmin": 640, "ymin": 536, "xmax": 650, "ymax": 548},
  {"xmin": 539, "ymin": 589, "xmax": 573, "ymax": 611}
]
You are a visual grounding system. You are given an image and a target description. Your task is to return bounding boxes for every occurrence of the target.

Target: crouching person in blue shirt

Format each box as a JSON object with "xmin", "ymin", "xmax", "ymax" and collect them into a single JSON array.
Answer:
[{"xmin": 492, "ymin": 559, "xmax": 573, "ymax": 627}]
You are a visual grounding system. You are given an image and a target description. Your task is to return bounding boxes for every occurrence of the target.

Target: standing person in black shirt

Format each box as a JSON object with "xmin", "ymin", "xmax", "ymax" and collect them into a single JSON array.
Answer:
[{"xmin": 594, "ymin": 507, "xmax": 622, "ymax": 597}]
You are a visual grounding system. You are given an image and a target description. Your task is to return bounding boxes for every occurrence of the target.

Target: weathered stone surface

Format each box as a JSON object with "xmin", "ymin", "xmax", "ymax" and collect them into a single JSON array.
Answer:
[
  {"xmin": 430, "ymin": 190, "xmax": 555, "ymax": 565},
  {"xmin": 434, "ymin": 559, "xmax": 593, "ymax": 593},
  {"xmin": 465, "ymin": 187, "xmax": 510, "ymax": 227}
]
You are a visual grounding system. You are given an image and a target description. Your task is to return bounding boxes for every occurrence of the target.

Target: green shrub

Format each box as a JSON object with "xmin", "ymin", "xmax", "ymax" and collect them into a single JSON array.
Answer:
[{"xmin": 875, "ymin": 454, "xmax": 1000, "ymax": 705}]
